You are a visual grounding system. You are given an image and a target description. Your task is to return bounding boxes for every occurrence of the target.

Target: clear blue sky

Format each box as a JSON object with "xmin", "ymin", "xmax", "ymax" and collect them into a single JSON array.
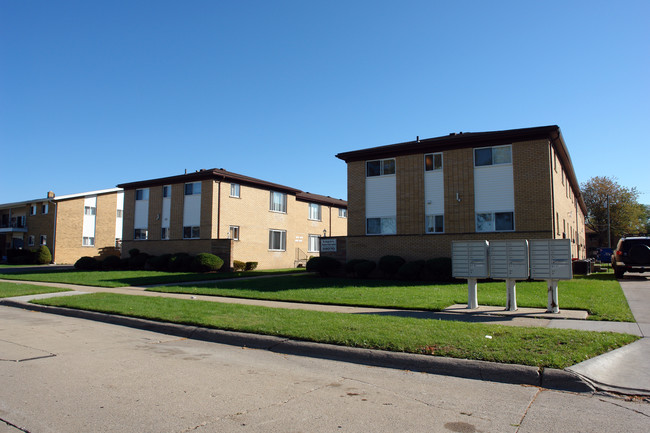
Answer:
[{"xmin": 2, "ymin": 0, "xmax": 648, "ymax": 205}]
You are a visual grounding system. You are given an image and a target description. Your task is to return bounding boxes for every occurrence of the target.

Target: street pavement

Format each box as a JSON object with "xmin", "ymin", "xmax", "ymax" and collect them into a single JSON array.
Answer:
[{"xmin": 1, "ymin": 306, "xmax": 649, "ymax": 433}]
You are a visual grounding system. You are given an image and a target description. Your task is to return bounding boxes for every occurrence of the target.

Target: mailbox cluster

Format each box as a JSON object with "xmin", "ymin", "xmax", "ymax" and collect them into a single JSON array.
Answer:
[{"xmin": 452, "ymin": 239, "xmax": 572, "ymax": 313}]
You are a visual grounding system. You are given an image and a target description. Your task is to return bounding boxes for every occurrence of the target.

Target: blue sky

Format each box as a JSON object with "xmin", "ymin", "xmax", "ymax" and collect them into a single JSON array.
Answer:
[{"xmin": 2, "ymin": 0, "xmax": 649, "ymax": 205}]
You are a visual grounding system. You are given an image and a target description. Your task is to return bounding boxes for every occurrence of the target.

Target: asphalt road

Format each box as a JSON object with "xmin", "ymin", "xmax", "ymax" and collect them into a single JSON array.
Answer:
[{"xmin": 1, "ymin": 306, "xmax": 649, "ymax": 433}]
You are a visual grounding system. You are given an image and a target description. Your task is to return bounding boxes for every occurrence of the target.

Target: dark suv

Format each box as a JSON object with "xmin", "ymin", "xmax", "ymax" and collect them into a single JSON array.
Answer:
[{"xmin": 611, "ymin": 235, "xmax": 650, "ymax": 278}]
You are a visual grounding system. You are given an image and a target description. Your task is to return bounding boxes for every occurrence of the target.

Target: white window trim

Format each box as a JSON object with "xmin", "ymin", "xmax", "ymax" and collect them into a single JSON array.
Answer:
[
  {"xmin": 134, "ymin": 229, "xmax": 148, "ymax": 240},
  {"xmin": 230, "ymin": 183, "xmax": 240, "ymax": 198},
  {"xmin": 30, "ymin": 205, "xmax": 37, "ymax": 215},
  {"xmin": 425, "ymin": 214, "xmax": 444, "ymax": 234},
  {"xmin": 475, "ymin": 211, "xmax": 515, "ymax": 233},
  {"xmin": 308, "ymin": 234, "xmax": 320, "ymax": 253},
  {"xmin": 424, "ymin": 153, "xmax": 443, "ymax": 171},
  {"xmin": 474, "ymin": 145, "xmax": 512, "ymax": 167},
  {"xmin": 269, "ymin": 191, "xmax": 287, "ymax": 214},
  {"xmin": 40, "ymin": 235, "xmax": 47, "ymax": 246},
  {"xmin": 183, "ymin": 226, "xmax": 200, "ymax": 239},
  {"xmin": 308, "ymin": 203, "xmax": 322, "ymax": 221},
  {"xmin": 161, "ymin": 227, "xmax": 169, "ymax": 240},
  {"xmin": 229, "ymin": 225, "xmax": 240, "ymax": 241},
  {"xmin": 82, "ymin": 236, "xmax": 95, "ymax": 247},
  {"xmin": 338, "ymin": 208, "xmax": 347, "ymax": 218},
  {"xmin": 184, "ymin": 182, "xmax": 201, "ymax": 196},
  {"xmin": 269, "ymin": 229, "xmax": 287, "ymax": 251},
  {"xmin": 135, "ymin": 188, "xmax": 149, "ymax": 201},
  {"xmin": 366, "ymin": 158, "xmax": 396, "ymax": 177},
  {"xmin": 366, "ymin": 216, "xmax": 397, "ymax": 235}
]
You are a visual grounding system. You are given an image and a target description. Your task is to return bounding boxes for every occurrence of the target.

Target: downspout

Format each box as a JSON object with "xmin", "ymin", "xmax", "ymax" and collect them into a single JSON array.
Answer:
[
  {"xmin": 549, "ymin": 140, "xmax": 556, "ymax": 239},
  {"xmin": 50, "ymin": 200, "xmax": 57, "ymax": 263},
  {"xmin": 216, "ymin": 181, "xmax": 221, "ymax": 239},
  {"xmin": 329, "ymin": 206, "xmax": 332, "ymax": 236}
]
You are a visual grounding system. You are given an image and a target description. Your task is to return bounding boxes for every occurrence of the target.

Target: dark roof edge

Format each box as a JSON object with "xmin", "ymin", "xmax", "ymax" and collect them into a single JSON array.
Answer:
[{"xmin": 296, "ymin": 192, "xmax": 347, "ymax": 208}]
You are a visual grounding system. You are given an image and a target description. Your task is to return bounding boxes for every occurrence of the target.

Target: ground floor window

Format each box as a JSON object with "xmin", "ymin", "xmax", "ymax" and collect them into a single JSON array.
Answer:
[
  {"xmin": 269, "ymin": 229, "xmax": 286, "ymax": 251},
  {"xmin": 134, "ymin": 229, "xmax": 148, "ymax": 240},
  {"xmin": 183, "ymin": 226, "xmax": 200, "ymax": 239},
  {"xmin": 476, "ymin": 211, "xmax": 514, "ymax": 232},
  {"xmin": 40, "ymin": 235, "xmax": 47, "ymax": 245},
  {"xmin": 28, "ymin": 235, "xmax": 35, "ymax": 247},
  {"xmin": 308, "ymin": 235, "xmax": 320, "ymax": 253},
  {"xmin": 425, "ymin": 215, "xmax": 444, "ymax": 233},
  {"xmin": 161, "ymin": 228, "xmax": 169, "ymax": 240},
  {"xmin": 82, "ymin": 237, "xmax": 95, "ymax": 246},
  {"xmin": 366, "ymin": 217, "xmax": 396, "ymax": 235},
  {"xmin": 229, "ymin": 226, "xmax": 239, "ymax": 241}
]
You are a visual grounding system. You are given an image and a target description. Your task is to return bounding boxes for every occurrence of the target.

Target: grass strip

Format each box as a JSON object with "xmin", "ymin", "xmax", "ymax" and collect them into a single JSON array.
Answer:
[
  {"xmin": 148, "ymin": 273, "xmax": 634, "ymax": 322},
  {"xmin": 0, "ymin": 268, "xmax": 305, "ymax": 288},
  {"xmin": 32, "ymin": 293, "xmax": 638, "ymax": 369},
  {"xmin": 0, "ymin": 282, "xmax": 71, "ymax": 298}
]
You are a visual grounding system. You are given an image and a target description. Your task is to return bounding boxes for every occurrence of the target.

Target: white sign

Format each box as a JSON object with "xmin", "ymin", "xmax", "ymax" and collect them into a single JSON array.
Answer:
[{"xmin": 320, "ymin": 238, "xmax": 337, "ymax": 253}]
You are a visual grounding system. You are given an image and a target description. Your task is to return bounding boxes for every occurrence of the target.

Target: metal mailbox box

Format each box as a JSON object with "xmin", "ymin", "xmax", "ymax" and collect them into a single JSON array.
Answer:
[
  {"xmin": 452, "ymin": 240, "xmax": 490, "ymax": 279},
  {"xmin": 529, "ymin": 239, "xmax": 573, "ymax": 280},
  {"xmin": 489, "ymin": 240, "xmax": 529, "ymax": 279}
]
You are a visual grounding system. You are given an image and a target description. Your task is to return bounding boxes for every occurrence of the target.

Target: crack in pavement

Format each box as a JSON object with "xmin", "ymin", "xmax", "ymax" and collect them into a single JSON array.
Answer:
[
  {"xmin": 0, "ymin": 417, "xmax": 31, "ymax": 432},
  {"xmin": 514, "ymin": 387, "xmax": 542, "ymax": 433},
  {"xmin": 597, "ymin": 397, "xmax": 650, "ymax": 417}
]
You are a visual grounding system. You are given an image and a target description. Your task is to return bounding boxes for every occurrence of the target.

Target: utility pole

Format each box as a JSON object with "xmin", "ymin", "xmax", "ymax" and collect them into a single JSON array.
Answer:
[{"xmin": 607, "ymin": 194, "xmax": 611, "ymax": 248}]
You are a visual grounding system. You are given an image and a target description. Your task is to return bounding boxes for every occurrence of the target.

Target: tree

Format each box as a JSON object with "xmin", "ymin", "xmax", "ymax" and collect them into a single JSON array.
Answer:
[{"xmin": 581, "ymin": 176, "xmax": 645, "ymax": 246}]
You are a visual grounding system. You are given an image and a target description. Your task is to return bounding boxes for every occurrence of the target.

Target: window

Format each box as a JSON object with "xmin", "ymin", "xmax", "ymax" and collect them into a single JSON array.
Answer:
[
  {"xmin": 270, "ymin": 191, "xmax": 287, "ymax": 213},
  {"xmin": 474, "ymin": 145, "xmax": 512, "ymax": 167},
  {"xmin": 30, "ymin": 205, "xmax": 37, "ymax": 215},
  {"xmin": 134, "ymin": 229, "xmax": 148, "ymax": 240},
  {"xmin": 366, "ymin": 159, "xmax": 396, "ymax": 177},
  {"xmin": 42, "ymin": 204, "xmax": 49, "ymax": 214},
  {"xmin": 366, "ymin": 217, "xmax": 396, "ymax": 235},
  {"xmin": 161, "ymin": 227, "xmax": 169, "ymax": 240},
  {"xmin": 116, "ymin": 209, "xmax": 123, "ymax": 218},
  {"xmin": 308, "ymin": 235, "xmax": 320, "ymax": 253},
  {"xmin": 425, "ymin": 215, "xmax": 444, "ymax": 233},
  {"xmin": 135, "ymin": 189, "xmax": 149, "ymax": 200},
  {"xmin": 309, "ymin": 203, "xmax": 321, "ymax": 221},
  {"xmin": 230, "ymin": 183, "xmax": 240, "ymax": 198},
  {"xmin": 229, "ymin": 225, "xmax": 239, "ymax": 240},
  {"xmin": 476, "ymin": 212, "xmax": 514, "ymax": 232},
  {"xmin": 269, "ymin": 229, "xmax": 286, "ymax": 251},
  {"xmin": 40, "ymin": 235, "xmax": 47, "ymax": 245},
  {"xmin": 28, "ymin": 235, "xmax": 35, "ymax": 247},
  {"xmin": 183, "ymin": 226, "xmax": 200, "ymax": 239},
  {"xmin": 339, "ymin": 208, "xmax": 347, "ymax": 218},
  {"xmin": 162, "ymin": 185, "xmax": 171, "ymax": 198},
  {"xmin": 185, "ymin": 182, "xmax": 201, "ymax": 196},
  {"xmin": 424, "ymin": 153, "xmax": 442, "ymax": 171},
  {"xmin": 82, "ymin": 237, "xmax": 95, "ymax": 246},
  {"xmin": 84, "ymin": 206, "xmax": 96, "ymax": 216}
]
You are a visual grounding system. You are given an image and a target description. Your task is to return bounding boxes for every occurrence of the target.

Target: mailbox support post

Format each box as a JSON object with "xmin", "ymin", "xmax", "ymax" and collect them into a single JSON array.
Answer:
[
  {"xmin": 547, "ymin": 279, "xmax": 559, "ymax": 313},
  {"xmin": 505, "ymin": 278, "xmax": 517, "ymax": 311},
  {"xmin": 467, "ymin": 278, "xmax": 478, "ymax": 309}
]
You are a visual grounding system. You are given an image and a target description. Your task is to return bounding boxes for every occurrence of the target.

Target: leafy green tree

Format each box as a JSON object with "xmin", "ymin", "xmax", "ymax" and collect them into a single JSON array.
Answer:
[{"xmin": 581, "ymin": 176, "xmax": 645, "ymax": 246}]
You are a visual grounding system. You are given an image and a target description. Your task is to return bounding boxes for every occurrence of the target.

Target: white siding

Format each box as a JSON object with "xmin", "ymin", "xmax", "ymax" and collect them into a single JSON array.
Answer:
[
  {"xmin": 162, "ymin": 195, "xmax": 171, "ymax": 229},
  {"xmin": 134, "ymin": 189, "xmax": 149, "ymax": 229},
  {"xmin": 183, "ymin": 194, "xmax": 201, "ymax": 226},
  {"xmin": 82, "ymin": 196, "xmax": 97, "ymax": 238},
  {"xmin": 424, "ymin": 170, "xmax": 444, "ymax": 215},
  {"xmin": 115, "ymin": 191, "xmax": 124, "ymax": 240},
  {"xmin": 474, "ymin": 164, "xmax": 514, "ymax": 212},
  {"xmin": 366, "ymin": 176, "xmax": 396, "ymax": 218}
]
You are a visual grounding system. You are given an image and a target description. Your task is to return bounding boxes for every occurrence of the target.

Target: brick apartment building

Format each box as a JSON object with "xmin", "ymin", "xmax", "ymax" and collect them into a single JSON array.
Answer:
[
  {"xmin": 334, "ymin": 125, "xmax": 587, "ymax": 262},
  {"xmin": 0, "ymin": 188, "xmax": 124, "ymax": 264},
  {"xmin": 117, "ymin": 168, "xmax": 347, "ymax": 269}
]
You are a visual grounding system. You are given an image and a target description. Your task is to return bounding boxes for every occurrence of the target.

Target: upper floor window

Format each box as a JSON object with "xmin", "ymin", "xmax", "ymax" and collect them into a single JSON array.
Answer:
[
  {"xmin": 309, "ymin": 203, "xmax": 321, "ymax": 221},
  {"xmin": 30, "ymin": 205, "xmax": 37, "ymax": 215},
  {"xmin": 229, "ymin": 225, "xmax": 239, "ymax": 241},
  {"xmin": 84, "ymin": 206, "xmax": 96, "ymax": 216},
  {"xmin": 184, "ymin": 182, "xmax": 201, "ymax": 196},
  {"xmin": 135, "ymin": 189, "xmax": 149, "ymax": 200},
  {"xmin": 28, "ymin": 235, "xmax": 35, "ymax": 247},
  {"xmin": 134, "ymin": 229, "xmax": 148, "ymax": 240},
  {"xmin": 366, "ymin": 217, "xmax": 396, "ymax": 235},
  {"xmin": 230, "ymin": 183, "xmax": 240, "ymax": 198},
  {"xmin": 270, "ymin": 191, "xmax": 287, "ymax": 213},
  {"xmin": 82, "ymin": 237, "xmax": 95, "ymax": 246},
  {"xmin": 116, "ymin": 209, "xmax": 123, "ymax": 218},
  {"xmin": 476, "ymin": 211, "xmax": 514, "ymax": 232},
  {"xmin": 474, "ymin": 145, "xmax": 512, "ymax": 167},
  {"xmin": 42, "ymin": 204, "xmax": 49, "ymax": 214},
  {"xmin": 162, "ymin": 185, "xmax": 171, "ymax": 198},
  {"xmin": 40, "ymin": 235, "xmax": 47, "ymax": 245},
  {"xmin": 339, "ymin": 208, "xmax": 347, "ymax": 218},
  {"xmin": 424, "ymin": 153, "xmax": 442, "ymax": 171},
  {"xmin": 426, "ymin": 215, "xmax": 444, "ymax": 233},
  {"xmin": 183, "ymin": 226, "xmax": 200, "ymax": 239},
  {"xmin": 366, "ymin": 159, "xmax": 396, "ymax": 177}
]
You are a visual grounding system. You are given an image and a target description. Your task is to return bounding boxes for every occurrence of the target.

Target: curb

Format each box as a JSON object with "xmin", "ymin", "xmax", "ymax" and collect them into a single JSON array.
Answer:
[{"xmin": 0, "ymin": 299, "xmax": 594, "ymax": 393}]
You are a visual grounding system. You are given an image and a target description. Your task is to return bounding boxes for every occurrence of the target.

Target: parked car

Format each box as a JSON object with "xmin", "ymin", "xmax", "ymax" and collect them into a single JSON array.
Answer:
[{"xmin": 611, "ymin": 235, "xmax": 650, "ymax": 279}]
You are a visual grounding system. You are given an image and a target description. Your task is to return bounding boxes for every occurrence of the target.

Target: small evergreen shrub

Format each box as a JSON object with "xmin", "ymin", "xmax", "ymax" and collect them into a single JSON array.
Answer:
[
  {"xmin": 345, "ymin": 259, "xmax": 365, "ymax": 275},
  {"xmin": 233, "ymin": 260, "xmax": 246, "ymax": 271},
  {"xmin": 353, "ymin": 260, "xmax": 376, "ymax": 278},
  {"xmin": 7, "ymin": 249, "xmax": 33, "ymax": 265},
  {"xmin": 146, "ymin": 254, "xmax": 172, "ymax": 271},
  {"xmin": 102, "ymin": 255, "xmax": 122, "ymax": 271},
  {"xmin": 245, "ymin": 261, "xmax": 258, "ymax": 271},
  {"xmin": 75, "ymin": 256, "xmax": 99, "ymax": 270},
  {"xmin": 192, "ymin": 253, "xmax": 224, "ymax": 273},
  {"xmin": 397, "ymin": 260, "xmax": 425, "ymax": 280},
  {"xmin": 424, "ymin": 257, "xmax": 453, "ymax": 282},
  {"xmin": 169, "ymin": 253, "xmax": 193, "ymax": 272},
  {"xmin": 306, "ymin": 256, "xmax": 341, "ymax": 277},
  {"xmin": 378, "ymin": 255, "xmax": 406, "ymax": 277},
  {"xmin": 34, "ymin": 245, "xmax": 52, "ymax": 265}
]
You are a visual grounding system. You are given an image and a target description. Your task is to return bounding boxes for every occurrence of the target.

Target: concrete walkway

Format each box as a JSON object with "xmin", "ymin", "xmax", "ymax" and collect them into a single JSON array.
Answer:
[{"xmin": 1, "ymin": 274, "xmax": 649, "ymax": 395}]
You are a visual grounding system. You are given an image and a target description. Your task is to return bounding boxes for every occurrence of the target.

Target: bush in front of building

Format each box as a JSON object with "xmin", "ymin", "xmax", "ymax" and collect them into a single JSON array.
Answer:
[
  {"xmin": 75, "ymin": 256, "xmax": 100, "ymax": 270},
  {"xmin": 353, "ymin": 260, "xmax": 376, "ymax": 278},
  {"xmin": 102, "ymin": 255, "xmax": 123, "ymax": 271},
  {"xmin": 233, "ymin": 260, "xmax": 246, "ymax": 271},
  {"xmin": 6, "ymin": 249, "xmax": 34, "ymax": 265},
  {"xmin": 169, "ymin": 253, "xmax": 193, "ymax": 272},
  {"xmin": 378, "ymin": 255, "xmax": 406, "ymax": 277},
  {"xmin": 397, "ymin": 260, "xmax": 425, "ymax": 280},
  {"xmin": 191, "ymin": 253, "xmax": 224, "ymax": 273},
  {"xmin": 344, "ymin": 259, "xmax": 365, "ymax": 275},
  {"xmin": 424, "ymin": 257, "xmax": 453, "ymax": 282},
  {"xmin": 128, "ymin": 251, "xmax": 150, "ymax": 270},
  {"xmin": 306, "ymin": 256, "xmax": 341, "ymax": 277},
  {"xmin": 146, "ymin": 254, "xmax": 173, "ymax": 271},
  {"xmin": 34, "ymin": 245, "xmax": 52, "ymax": 265},
  {"xmin": 245, "ymin": 261, "xmax": 258, "ymax": 271}
]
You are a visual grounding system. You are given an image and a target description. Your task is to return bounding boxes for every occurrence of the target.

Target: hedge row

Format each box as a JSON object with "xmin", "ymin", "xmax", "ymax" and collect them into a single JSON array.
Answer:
[
  {"xmin": 233, "ymin": 260, "xmax": 259, "ymax": 272},
  {"xmin": 308, "ymin": 255, "xmax": 453, "ymax": 282},
  {"xmin": 74, "ymin": 249, "xmax": 224, "ymax": 273},
  {"xmin": 6, "ymin": 246, "xmax": 52, "ymax": 265}
]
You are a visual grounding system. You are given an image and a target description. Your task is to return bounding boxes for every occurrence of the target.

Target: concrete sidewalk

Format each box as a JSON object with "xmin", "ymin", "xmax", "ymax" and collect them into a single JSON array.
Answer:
[{"xmin": 1, "ymin": 275, "xmax": 649, "ymax": 395}]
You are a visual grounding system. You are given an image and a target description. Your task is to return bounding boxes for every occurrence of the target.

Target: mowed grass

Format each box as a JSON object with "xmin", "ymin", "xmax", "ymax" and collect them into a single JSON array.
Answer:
[
  {"xmin": 32, "ymin": 293, "xmax": 638, "ymax": 369},
  {"xmin": 0, "ymin": 281, "xmax": 70, "ymax": 298},
  {"xmin": 0, "ymin": 268, "xmax": 305, "ymax": 288},
  {"xmin": 149, "ymin": 273, "xmax": 634, "ymax": 322}
]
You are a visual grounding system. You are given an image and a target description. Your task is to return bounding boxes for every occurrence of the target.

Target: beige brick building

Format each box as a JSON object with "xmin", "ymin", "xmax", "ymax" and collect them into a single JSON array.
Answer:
[
  {"xmin": 0, "ymin": 188, "xmax": 124, "ymax": 264},
  {"xmin": 334, "ymin": 125, "xmax": 587, "ymax": 263},
  {"xmin": 117, "ymin": 169, "xmax": 347, "ymax": 269}
]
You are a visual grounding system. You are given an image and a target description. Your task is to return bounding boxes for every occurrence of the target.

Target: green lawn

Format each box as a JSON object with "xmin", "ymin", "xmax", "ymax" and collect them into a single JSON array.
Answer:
[
  {"xmin": 0, "ymin": 281, "xmax": 71, "ymax": 298},
  {"xmin": 148, "ymin": 273, "xmax": 634, "ymax": 322},
  {"xmin": 32, "ymin": 292, "xmax": 638, "ymax": 369},
  {"xmin": 0, "ymin": 268, "xmax": 305, "ymax": 288}
]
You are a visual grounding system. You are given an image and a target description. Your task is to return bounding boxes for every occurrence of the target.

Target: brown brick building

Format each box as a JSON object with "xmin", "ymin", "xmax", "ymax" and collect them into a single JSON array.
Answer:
[
  {"xmin": 0, "ymin": 188, "xmax": 124, "ymax": 264},
  {"xmin": 334, "ymin": 125, "xmax": 587, "ymax": 262},
  {"xmin": 117, "ymin": 169, "xmax": 347, "ymax": 269}
]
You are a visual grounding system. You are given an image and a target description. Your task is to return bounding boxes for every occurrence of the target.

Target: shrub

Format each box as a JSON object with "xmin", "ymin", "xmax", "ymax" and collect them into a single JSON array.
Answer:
[
  {"xmin": 128, "ymin": 252, "xmax": 149, "ymax": 270},
  {"xmin": 7, "ymin": 249, "xmax": 34, "ymax": 265},
  {"xmin": 169, "ymin": 253, "xmax": 193, "ymax": 272},
  {"xmin": 378, "ymin": 255, "xmax": 406, "ymax": 277},
  {"xmin": 233, "ymin": 260, "xmax": 246, "ymax": 272},
  {"xmin": 424, "ymin": 257, "xmax": 453, "ymax": 282},
  {"xmin": 345, "ymin": 259, "xmax": 365, "ymax": 275},
  {"xmin": 34, "ymin": 245, "xmax": 52, "ymax": 265},
  {"xmin": 245, "ymin": 261, "xmax": 258, "ymax": 271},
  {"xmin": 306, "ymin": 256, "xmax": 341, "ymax": 277},
  {"xmin": 397, "ymin": 260, "xmax": 425, "ymax": 280},
  {"xmin": 192, "ymin": 253, "xmax": 224, "ymax": 273},
  {"xmin": 75, "ymin": 256, "xmax": 99, "ymax": 271},
  {"xmin": 354, "ymin": 260, "xmax": 376, "ymax": 278},
  {"xmin": 128, "ymin": 248, "xmax": 140, "ymax": 258},
  {"xmin": 102, "ymin": 255, "xmax": 122, "ymax": 271},
  {"xmin": 146, "ymin": 254, "xmax": 172, "ymax": 271}
]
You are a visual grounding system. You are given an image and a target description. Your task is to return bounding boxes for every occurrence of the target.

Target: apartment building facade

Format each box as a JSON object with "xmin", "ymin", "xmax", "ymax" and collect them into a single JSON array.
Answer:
[
  {"xmin": 117, "ymin": 169, "xmax": 347, "ymax": 269},
  {"xmin": 334, "ymin": 125, "xmax": 587, "ymax": 262},
  {"xmin": 0, "ymin": 188, "xmax": 124, "ymax": 264}
]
